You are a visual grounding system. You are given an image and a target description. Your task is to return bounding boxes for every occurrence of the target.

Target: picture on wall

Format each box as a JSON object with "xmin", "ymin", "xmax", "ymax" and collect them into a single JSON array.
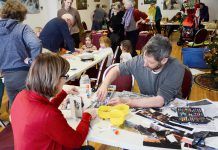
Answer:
[
  {"xmin": 76, "ymin": 0, "xmax": 87, "ymax": 10},
  {"xmin": 94, "ymin": 0, "xmax": 100, "ymax": 2},
  {"xmin": 144, "ymin": 0, "xmax": 156, "ymax": 4},
  {"xmin": 163, "ymin": 0, "xmax": 182, "ymax": 10},
  {"xmin": 0, "ymin": 0, "xmax": 5, "ymax": 9},
  {"xmin": 20, "ymin": 0, "xmax": 40, "ymax": 14}
]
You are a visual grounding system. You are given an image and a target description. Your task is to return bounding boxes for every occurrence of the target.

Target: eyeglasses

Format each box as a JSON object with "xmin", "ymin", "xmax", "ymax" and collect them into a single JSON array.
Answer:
[{"xmin": 60, "ymin": 74, "xmax": 69, "ymax": 80}]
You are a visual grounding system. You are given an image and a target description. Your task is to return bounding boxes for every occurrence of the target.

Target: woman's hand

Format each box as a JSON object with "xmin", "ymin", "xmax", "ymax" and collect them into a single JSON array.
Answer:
[
  {"xmin": 84, "ymin": 108, "xmax": 97, "ymax": 119},
  {"xmin": 109, "ymin": 27, "xmax": 114, "ymax": 33},
  {"xmin": 66, "ymin": 87, "xmax": 79, "ymax": 95}
]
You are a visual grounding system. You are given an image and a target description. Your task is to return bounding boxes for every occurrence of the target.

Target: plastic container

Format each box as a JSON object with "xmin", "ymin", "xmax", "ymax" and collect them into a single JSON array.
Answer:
[{"xmin": 80, "ymin": 74, "xmax": 92, "ymax": 97}]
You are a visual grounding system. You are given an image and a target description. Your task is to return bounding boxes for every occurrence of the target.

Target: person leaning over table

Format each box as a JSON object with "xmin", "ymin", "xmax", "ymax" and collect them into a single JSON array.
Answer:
[
  {"xmin": 97, "ymin": 35, "xmax": 185, "ymax": 108},
  {"xmin": 11, "ymin": 53, "xmax": 96, "ymax": 150},
  {"xmin": 0, "ymin": 0, "xmax": 41, "ymax": 108},
  {"xmin": 39, "ymin": 13, "xmax": 75, "ymax": 53},
  {"xmin": 58, "ymin": 0, "xmax": 84, "ymax": 48}
]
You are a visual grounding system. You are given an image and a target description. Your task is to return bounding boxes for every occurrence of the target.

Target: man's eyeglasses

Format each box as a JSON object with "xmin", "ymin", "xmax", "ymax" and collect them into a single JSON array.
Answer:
[{"xmin": 61, "ymin": 74, "xmax": 69, "ymax": 80}]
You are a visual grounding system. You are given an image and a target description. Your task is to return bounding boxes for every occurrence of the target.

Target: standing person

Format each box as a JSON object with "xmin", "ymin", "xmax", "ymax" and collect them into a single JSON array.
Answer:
[
  {"xmin": 122, "ymin": 0, "xmax": 148, "ymax": 57},
  {"xmin": 91, "ymin": 4, "xmax": 107, "ymax": 31},
  {"xmin": 167, "ymin": 12, "xmax": 182, "ymax": 37},
  {"xmin": 148, "ymin": 3, "xmax": 162, "ymax": 34},
  {"xmin": 39, "ymin": 13, "xmax": 75, "ymax": 53},
  {"xmin": 120, "ymin": 40, "xmax": 132, "ymax": 63},
  {"xmin": 108, "ymin": 3, "xmax": 115, "ymax": 20},
  {"xmin": 108, "ymin": 1, "xmax": 125, "ymax": 63},
  {"xmin": 97, "ymin": 35, "xmax": 184, "ymax": 108},
  {"xmin": 11, "ymin": 53, "xmax": 96, "ymax": 150},
  {"xmin": 58, "ymin": 0, "xmax": 83, "ymax": 48},
  {"xmin": 0, "ymin": 0, "xmax": 41, "ymax": 108},
  {"xmin": 199, "ymin": 3, "xmax": 209, "ymax": 22}
]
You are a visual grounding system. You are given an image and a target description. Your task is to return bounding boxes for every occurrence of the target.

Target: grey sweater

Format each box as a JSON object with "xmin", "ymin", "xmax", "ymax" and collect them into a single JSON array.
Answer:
[
  {"xmin": 119, "ymin": 55, "xmax": 184, "ymax": 105},
  {"xmin": 0, "ymin": 19, "xmax": 41, "ymax": 71}
]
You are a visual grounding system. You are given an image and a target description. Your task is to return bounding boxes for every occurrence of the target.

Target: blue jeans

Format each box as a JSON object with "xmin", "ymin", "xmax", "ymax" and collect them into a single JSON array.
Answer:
[{"xmin": 3, "ymin": 70, "xmax": 28, "ymax": 108}]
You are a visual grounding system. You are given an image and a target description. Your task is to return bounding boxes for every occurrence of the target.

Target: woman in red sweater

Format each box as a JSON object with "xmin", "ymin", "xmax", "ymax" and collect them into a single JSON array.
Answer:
[{"xmin": 11, "ymin": 53, "xmax": 96, "ymax": 150}]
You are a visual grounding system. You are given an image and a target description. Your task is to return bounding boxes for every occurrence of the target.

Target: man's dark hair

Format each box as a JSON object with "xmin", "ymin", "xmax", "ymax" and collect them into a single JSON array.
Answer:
[{"xmin": 142, "ymin": 34, "xmax": 172, "ymax": 61}]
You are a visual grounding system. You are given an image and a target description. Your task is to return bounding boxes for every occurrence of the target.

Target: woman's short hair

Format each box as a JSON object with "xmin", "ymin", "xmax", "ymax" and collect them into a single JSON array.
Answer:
[
  {"xmin": 142, "ymin": 34, "xmax": 172, "ymax": 61},
  {"xmin": 26, "ymin": 53, "xmax": 70, "ymax": 98},
  {"xmin": 120, "ymin": 40, "xmax": 132, "ymax": 53},
  {"xmin": 99, "ymin": 36, "xmax": 111, "ymax": 48},
  {"xmin": 0, "ymin": 0, "xmax": 27, "ymax": 22}
]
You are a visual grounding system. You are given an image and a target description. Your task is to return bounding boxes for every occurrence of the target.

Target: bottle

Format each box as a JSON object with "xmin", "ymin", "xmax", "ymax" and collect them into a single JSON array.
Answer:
[{"xmin": 80, "ymin": 74, "xmax": 92, "ymax": 97}]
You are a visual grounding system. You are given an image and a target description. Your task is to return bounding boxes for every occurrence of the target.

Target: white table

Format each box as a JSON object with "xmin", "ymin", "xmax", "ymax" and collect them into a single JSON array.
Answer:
[
  {"xmin": 61, "ymin": 85, "xmax": 218, "ymax": 150},
  {"xmin": 62, "ymin": 50, "xmax": 112, "ymax": 81}
]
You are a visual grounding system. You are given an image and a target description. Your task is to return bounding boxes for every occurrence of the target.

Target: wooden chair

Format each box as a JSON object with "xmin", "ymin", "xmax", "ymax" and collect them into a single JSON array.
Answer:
[
  {"xmin": 181, "ymin": 66, "xmax": 193, "ymax": 99},
  {"xmin": 102, "ymin": 63, "xmax": 134, "ymax": 92}
]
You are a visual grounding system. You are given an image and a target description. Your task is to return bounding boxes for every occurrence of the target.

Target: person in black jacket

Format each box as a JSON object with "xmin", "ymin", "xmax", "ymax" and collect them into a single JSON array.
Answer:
[
  {"xmin": 39, "ymin": 13, "xmax": 75, "ymax": 53},
  {"xmin": 200, "ymin": 3, "xmax": 209, "ymax": 22},
  {"xmin": 108, "ymin": 2, "xmax": 125, "ymax": 63}
]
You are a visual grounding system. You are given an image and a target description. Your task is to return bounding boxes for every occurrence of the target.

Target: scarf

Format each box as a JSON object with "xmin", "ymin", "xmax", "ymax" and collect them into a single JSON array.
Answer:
[{"xmin": 122, "ymin": 7, "xmax": 134, "ymax": 29}]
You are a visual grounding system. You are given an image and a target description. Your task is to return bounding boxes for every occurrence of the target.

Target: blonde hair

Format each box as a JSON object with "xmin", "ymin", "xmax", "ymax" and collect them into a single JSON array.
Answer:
[
  {"xmin": 34, "ymin": 27, "xmax": 42, "ymax": 33},
  {"xmin": 99, "ymin": 36, "xmax": 111, "ymax": 48},
  {"xmin": 26, "ymin": 53, "xmax": 70, "ymax": 98}
]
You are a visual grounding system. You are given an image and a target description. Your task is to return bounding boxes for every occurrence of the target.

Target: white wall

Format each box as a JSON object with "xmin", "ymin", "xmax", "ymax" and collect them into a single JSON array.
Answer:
[
  {"xmin": 23, "ymin": 0, "xmax": 110, "ymax": 30},
  {"xmin": 70, "ymin": 0, "xmax": 110, "ymax": 30},
  {"xmin": 23, "ymin": 0, "xmax": 49, "ymax": 29},
  {"xmin": 110, "ymin": 0, "xmax": 218, "ymax": 21},
  {"xmin": 201, "ymin": 0, "xmax": 218, "ymax": 22},
  {"xmin": 23, "ymin": 0, "xmax": 218, "ymax": 29}
]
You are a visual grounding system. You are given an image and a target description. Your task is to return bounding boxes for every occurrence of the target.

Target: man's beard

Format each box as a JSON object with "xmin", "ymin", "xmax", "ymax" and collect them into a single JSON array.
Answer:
[{"xmin": 151, "ymin": 63, "xmax": 163, "ymax": 72}]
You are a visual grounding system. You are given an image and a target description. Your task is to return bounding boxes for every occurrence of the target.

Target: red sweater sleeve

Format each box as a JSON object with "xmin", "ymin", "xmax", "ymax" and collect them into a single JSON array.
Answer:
[
  {"xmin": 133, "ymin": 9, "xmax": 148, "ymax": 22},
  {"xmin": 50, "ymin": 90, "xmax": 67, "ymax": 108},
  {"xmin": 45, "ymin": 109, "xmax": 92, "ymax": 149}
]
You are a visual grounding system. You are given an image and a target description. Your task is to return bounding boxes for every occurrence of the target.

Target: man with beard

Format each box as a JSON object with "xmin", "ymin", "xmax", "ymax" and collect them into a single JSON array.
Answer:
[{"xmin": 97, "ymin": 35, "xmax": 184, "ymax": 108}]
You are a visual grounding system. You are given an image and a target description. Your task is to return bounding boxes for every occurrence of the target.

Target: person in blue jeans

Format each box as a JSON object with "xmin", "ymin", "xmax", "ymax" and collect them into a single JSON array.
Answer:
[{"xmin": 0, "ymin": 0, "xmax": 42, "ymax": 108}]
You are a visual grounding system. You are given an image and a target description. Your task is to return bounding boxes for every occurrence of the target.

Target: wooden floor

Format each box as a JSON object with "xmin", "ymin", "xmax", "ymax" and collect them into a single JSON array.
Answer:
[{"xmin": 0, "ymin": 32, "xmax": 218, "ymax": 149}]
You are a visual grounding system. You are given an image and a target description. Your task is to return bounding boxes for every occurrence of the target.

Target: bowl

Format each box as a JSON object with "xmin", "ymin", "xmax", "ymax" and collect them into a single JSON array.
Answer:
[
  {"xmin": 98, "ymin": 106, "xmax": 112, "ymax": 119},
  {"xmin": 110, "ymin": 109, "xmax": 125, "ymax": 126},
  {"xmin": 113, "ymin": 104, "xmax": 129, "ymax": 116}
]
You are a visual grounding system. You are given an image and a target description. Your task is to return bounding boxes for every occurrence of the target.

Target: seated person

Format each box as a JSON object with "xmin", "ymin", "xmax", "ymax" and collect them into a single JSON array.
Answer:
[
  {"xmin": 97, "ymin": 35, "xmax": 185, "ymax": 108},
  {"xmin": 120, "ymin": 40, "xmax": 132, "ymax": 63},
  {"xmin": 167, "ymin": 12, "xmax": 182, "ymax": 37},
  {"xmin": 98, "ymin": 36, "xmax": 113, "ymax": 67},
  {"xmin": 39, "ymin": 13, "xmax": 75, "ymax": 53},
  {"xmin": 11, "ymin": 53, "xmax": 96, "ymax": 150},
  {"xmin": 81, "ymin": 33, "xmax": 97, "ymax": 51},
  {"xmin": 34, "ymin": 26, "xmax": 42, "ymax": 37}
]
